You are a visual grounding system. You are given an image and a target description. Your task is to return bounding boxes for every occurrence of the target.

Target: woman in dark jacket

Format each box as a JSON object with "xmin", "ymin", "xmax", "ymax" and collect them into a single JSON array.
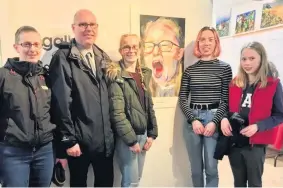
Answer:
[
  {"xmin": 106, "ymin": 34, "xmax": 158, "ymax": 187},
  {"xmin": 0, "ymin": 26, "xmax": 55, "ymax": 187},
  {"xmin": 221, "ymin": 41, "xmax": 283, "ymax": 187}
]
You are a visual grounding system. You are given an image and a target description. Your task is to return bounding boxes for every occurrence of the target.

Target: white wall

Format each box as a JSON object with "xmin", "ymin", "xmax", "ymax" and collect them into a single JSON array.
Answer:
[{"xmin": 0, "ymin": 0, "xmax": 212, "ymax": 186}]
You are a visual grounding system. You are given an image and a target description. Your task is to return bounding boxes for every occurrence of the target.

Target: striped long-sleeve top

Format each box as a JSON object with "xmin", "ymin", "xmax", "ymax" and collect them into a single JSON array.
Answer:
[{"xmin": 179, "ymin": 59, "xmax": 232, "ymax": 125}]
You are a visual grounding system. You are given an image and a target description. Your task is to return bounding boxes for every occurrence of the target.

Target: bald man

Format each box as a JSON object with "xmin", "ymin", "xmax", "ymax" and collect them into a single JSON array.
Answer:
[{"xmin": 49, "ymin": 9, "xmax": 114, "ymax": 187}]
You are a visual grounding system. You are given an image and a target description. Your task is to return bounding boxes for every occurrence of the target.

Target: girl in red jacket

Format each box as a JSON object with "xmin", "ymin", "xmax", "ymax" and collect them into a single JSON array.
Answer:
[{"xmin": 221, "ymin": 41, "xmax": 283, "ymax": 187}]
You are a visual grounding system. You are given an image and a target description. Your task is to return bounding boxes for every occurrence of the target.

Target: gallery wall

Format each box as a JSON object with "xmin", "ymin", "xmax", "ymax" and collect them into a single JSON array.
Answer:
[
  {"xmin": 0, "ymin": 0, "xmax": 213, "ymax": 186},
  {"xmin": 213, "ymin": 0, "xmax": 283, "ymax": 79}
]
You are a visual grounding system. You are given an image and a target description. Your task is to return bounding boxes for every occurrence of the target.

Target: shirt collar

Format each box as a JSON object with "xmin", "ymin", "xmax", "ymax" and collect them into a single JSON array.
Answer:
[{"xmin": 76, "ymin": 43, "xmax": 94, "ymax": 57}]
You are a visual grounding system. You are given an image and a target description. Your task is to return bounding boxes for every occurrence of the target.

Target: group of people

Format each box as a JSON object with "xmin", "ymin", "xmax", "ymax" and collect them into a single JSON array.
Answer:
[
  {"xmin": 179, "ymin": 26, "xmax": 283, "ymax": 187},
  {"xmin": 0, "ymin": 8, "xmax": 282, "ymax": 188},
  {"xmin": 0, "ymin": 9, "xmax": 157, "ymax": 187}
]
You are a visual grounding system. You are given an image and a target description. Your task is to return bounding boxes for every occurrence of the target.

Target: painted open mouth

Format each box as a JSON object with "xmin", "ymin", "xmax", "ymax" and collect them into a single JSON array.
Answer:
[{"xmin": 152, "ymin": 60, "xmax": 163, "ymax": 78}]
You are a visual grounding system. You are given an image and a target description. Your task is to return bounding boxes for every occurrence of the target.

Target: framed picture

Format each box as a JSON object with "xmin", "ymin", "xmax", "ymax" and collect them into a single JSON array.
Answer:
[
  {"xmin": 235, "ymin": 10, "xmax": 256, "ymax": 34},
  {"xmin": 261, "ymin": 0, "xmax": 283, "ymax": 29},
  {"xmin": 215, "ymin": 9, "xmax": 231, "ymax": 37},
  {"xmin": 140, "ymin": 15, "xmax": 185, "ymax": 97}
]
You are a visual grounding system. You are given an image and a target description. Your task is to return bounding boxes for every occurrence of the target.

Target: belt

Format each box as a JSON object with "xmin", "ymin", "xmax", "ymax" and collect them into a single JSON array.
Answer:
[{"xmin": 190, "ymin": 103, "xmax": 219, "ymax": 110}]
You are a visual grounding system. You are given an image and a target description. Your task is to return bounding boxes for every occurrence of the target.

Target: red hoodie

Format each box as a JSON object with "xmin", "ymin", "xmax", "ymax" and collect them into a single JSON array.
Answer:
[{"xmin": 229, "ymin": 77, "xmax": 283, "ymax": 148}]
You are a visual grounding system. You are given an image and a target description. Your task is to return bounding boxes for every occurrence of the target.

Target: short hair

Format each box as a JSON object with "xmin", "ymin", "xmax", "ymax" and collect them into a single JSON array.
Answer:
[
  {"xmin": 193, "ymin": 26, "xmax": 221, "ymax": 58},
  {"xmin": 15, "ymin": 26, "xmax": 38, "ymax": 44}
]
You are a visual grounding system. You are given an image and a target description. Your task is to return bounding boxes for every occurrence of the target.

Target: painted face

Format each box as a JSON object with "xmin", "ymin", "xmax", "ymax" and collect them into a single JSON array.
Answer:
[
  {"xmin": 142, "ymin": 23, "xmax": 183, "ymax": 86},
  {"xmin": 72, "ymin": 11, "xmax": 98, "ymax": 48},
  {"xmin": 119, "ymin": 36, "xmax": 140, "ymax": 64},
  {"xmin": 240, "ymin": 48, "xmax": 261, "ymax": 75},
  {"xmin": 14, "ymin": 31, "xmax": 42, "ymax": 63},
  {"xmin": 198, "ymin": 30, "xmax": 216, "ymax": 57}
]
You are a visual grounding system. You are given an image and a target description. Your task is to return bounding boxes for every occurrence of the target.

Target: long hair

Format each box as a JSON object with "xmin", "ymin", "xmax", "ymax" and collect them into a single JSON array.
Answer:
[
  {"xmin": 234, "ymin": 41, "xmax": 270, "ymax": 88},
  {"xmin": 119, "ymin": 34, "xmax": 146, "ymax": 91},
  {"xmin": 193, "ymin": 26, "xmax": 221, "ymax": 58},
  {"xmin": 268, "ymin": 61, "xmax": 279, "ymax": 78}
]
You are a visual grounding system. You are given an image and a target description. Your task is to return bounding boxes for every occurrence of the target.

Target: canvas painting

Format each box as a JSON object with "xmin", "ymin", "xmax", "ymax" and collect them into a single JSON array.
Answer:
[
  {"xmin": 215, "ymin": 9, "xmax": 231, "ymax": 37},
  {"xmin": 261, "ymin": 0, "xmax": 283, "ymax": 28},
  {"xmin": 235, "ymin": 10, "xmax": 256, "ymax": 34},
  {"xmin": 140, "ymin": 15, "xmax": 185, "ymax": 97}
]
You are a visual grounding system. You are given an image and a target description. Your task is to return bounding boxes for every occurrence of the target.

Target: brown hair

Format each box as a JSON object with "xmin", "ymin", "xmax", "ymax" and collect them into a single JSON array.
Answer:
[
  {"xmin": 234, "ymin": 41, "xmax": 270, "ymax": 88},
  {"xmin": 193, "ymin": 26, "xmax": 221, "ymax": 58},
  {"xmin": 119, "ymin": 34, "xmax": 146, "ymax": 91},
  {"xmin": 15, "ymin": 26, "xmax": 39, "ymax": 44}
]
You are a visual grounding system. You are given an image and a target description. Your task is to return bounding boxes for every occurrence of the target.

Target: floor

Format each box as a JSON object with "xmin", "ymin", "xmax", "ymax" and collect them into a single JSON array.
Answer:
[{"xmin": 51, "ymin": 152, "xmax": 283, "ymax": 187}]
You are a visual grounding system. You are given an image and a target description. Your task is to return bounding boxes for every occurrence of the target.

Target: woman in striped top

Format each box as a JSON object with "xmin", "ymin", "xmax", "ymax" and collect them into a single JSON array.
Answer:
[{"xmin": 178, "ymin": 26, "xmax": 232, "ymax": 187}]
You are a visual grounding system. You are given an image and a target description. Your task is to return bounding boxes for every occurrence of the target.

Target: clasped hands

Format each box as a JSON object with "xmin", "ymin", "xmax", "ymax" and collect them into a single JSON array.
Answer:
[
  {"xmin": 130, "ymin": 137, "xmax": 154, "ymax": 153},
  {"xmin": 220, "ymin": 118, "xmax": 258, "ymax": 137},
  {"xmin": 192, "ymin": 120, "xmax": 216, "ymax": 136}
]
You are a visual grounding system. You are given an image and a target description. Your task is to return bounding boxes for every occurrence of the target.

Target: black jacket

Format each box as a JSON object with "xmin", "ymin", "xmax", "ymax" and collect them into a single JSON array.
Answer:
[
  {"xmin": 214, "ymin": 112, "xmax": 249, "ymax": 160},
  {"xmin": 49, "ymin": 39, "xmax": 114, "ymax": 157},
  {"xmin": 0, "ymin": 58, "xmax": 55, "ymax": 148}
]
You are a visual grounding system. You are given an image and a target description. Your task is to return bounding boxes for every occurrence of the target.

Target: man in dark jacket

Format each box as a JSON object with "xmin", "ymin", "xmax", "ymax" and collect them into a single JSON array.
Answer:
[
  {"xmin": 0, "ymin": 26, "xmax": 55, "ymax": 187},
  {"xmin": 48, "ymin": 9, "xmax": 114, "ymax": 187}
]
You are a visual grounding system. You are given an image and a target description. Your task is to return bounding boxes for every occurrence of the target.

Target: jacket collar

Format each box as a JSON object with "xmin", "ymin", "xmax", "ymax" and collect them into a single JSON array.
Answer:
[
  {"xmin": 68, "ymin": 39, "xmax": 109, "ymax": 62},
  {"xmin": 4, "ymin": 57, "xmax": 43, "ymax": 76},
  {"xmin": 105, "ymin": 59, "xmax": 151, "ymax": 82}
]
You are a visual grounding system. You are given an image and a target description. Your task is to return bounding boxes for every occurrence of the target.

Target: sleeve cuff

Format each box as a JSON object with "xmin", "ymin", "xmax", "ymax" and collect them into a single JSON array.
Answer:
[
  {"xmin": 127, "ymin": 140, "xmax": 138, "ymax": 147},
  {"xmin": 257, "ymin": 121, "xmax": 266, "ymax": 132},
  {"xmin": 212, "ymin": 119, "xmax": 220, "ymax": 126}
]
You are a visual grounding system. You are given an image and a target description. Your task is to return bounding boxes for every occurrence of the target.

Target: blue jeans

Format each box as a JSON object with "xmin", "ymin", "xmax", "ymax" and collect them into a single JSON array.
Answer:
[
  {"xmin": 0, "ymin": 142, "xmax": 54, "ymax": 187},
  {"xmin": 116, "ymin": 132, "xmax": 147, "ymax": 187},
  {"xmin": 185, "ymin": 109, "xmax": 219, "ymax": 187}
]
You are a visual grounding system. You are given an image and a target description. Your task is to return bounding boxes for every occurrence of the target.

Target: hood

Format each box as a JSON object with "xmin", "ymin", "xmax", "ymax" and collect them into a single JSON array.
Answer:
[
  {"xmin": 105, "ymin": 60, "xmax": 152, "ymax": 82},
  {"xmin": 4, "ymin": 57, "xmax": 43, "ymax": 76},
  {"xmin": 105, "ymin": 61, "xmax": 123, "ymax": 82}
]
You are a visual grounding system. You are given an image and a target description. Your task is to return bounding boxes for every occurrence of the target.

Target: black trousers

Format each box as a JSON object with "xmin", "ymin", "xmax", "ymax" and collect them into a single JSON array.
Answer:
[
  {"xmin": 228, "ymin": 145, "xmax": 266, "ymax": 187},
  {"xmin": 67, "ymin": 152, "xmax": 113, "ymax": 187}
]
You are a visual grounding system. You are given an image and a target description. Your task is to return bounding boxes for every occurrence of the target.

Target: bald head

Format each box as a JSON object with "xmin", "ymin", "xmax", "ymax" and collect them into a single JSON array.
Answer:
[
  {"xmin": 72, "ymin": 9, "xmax": 98, "ymax": 49},
  {"xmin": 73, "ymin": 9, "xmax": 96, "ymax": 24}
]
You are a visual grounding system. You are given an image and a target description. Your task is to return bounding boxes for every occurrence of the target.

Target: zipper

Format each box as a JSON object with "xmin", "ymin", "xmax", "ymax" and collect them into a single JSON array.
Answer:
[
  {"xmin": 248, "ymin": 84, "xmax": 258, "ymax": 146},
  {"xmin": 98, "ymin": 79, "xmax": 106, "ymax": 151},
  {"xmin": 25, "ymin": 73, "xmax": 40, "ymax": 147}
]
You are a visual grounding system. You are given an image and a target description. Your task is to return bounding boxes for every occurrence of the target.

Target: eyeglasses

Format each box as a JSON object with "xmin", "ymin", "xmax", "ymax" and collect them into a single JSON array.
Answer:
[
  {"xmin": 19, "ymin": 42, "xmax": 42, "ymax": 49},
  {"xmin": 120, "ymin": 45, "xmax": 139, "ymax": 53},
  {"xmin": 143, "ymin": 40, "xmax": 179, "ymax": 54},
  {"xmin": 75, "ymin": 23, "xmax": 99, "ymax": 30}
]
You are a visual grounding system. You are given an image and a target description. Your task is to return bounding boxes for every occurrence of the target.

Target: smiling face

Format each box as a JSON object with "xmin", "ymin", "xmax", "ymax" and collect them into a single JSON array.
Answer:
[
  {"xmin": 240, "ymin": 48, "xmax": 261, "ymax": 75},
  {"xmin": 142, "ymin": 22, "xmax": 183, "ymax": 86},
  {"xmin": 72, "ymin": 10, "xmax": 98, "ymax": 49},
  {"xmin": 198, "ymin": 30, "xmax": 216, "ymax": 58},
  {"xmin": 13, "ymin": 31, "xmax": 42, "ymax": 63},
  {"xmin": 119, "ymin": 35, "xmax": 140, "ymax": 65}
]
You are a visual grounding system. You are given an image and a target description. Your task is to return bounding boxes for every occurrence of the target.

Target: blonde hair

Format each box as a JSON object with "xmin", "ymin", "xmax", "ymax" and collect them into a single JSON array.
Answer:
[
  {"xmin": 141, "ymin": 17, "xmax": 183, "ymax": 47},
  {"xmin": 234, "ymin": 41, "xmax": 269, "ymax": 88},
  {"xmin": 119, "ymin": 34, "xmax": 146, "ymax": 90}
]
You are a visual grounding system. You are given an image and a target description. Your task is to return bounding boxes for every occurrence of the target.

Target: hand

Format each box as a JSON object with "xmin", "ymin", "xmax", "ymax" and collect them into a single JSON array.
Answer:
[
  {"xmin": 56, "ymin": 158, "xmax": 68, "ymax": 168},
  {"xmin": 203, "ymin": 122, "xmax": 216, "ymax": 137},
  {"xmin": 130, "ymin": 143, "xmax": 141, "ymax": 153},
  {"xmin": 66, "ymin": 144, "xmax": 82, "ymax": 157},
  {"xmin": 221, "ymin": 118, "xmax": 233, "ymax": 136},
  {"xmin": 240, "ymin": 124, "xmax": 258, "ymax": 137},
  {"xmin": 143, "ymin": 137, "xmax": 154, "ymax": 151},
  {"xmin": 192, "ymin": 120, "xmax": 205, "ymax": 135}
]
